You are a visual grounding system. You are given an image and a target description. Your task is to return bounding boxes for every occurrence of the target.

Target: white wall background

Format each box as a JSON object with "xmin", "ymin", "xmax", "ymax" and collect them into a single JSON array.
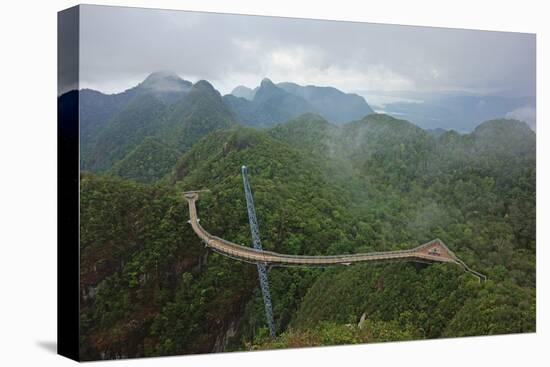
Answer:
[{"xmin": 0, "ymin": 1, "xmax": 547, "ymax": 366}]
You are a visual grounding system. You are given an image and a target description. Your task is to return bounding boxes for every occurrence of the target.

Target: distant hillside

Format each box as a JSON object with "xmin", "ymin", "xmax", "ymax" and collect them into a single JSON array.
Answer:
[
  {"xmin": 227, "ymin": 79, "xmax": 374, "ymax": 126},
  {"xmin": 83, "ymin": 93, "xmax": 168, "ymax": 171},
  {"xmin": 471, "ymin": 118, "xmax": 535, "ymax": 156},
  {"xmin": 81, "ymin": 71, "xmax": 192, "ymax": 141},
  {"xmin": 277, "ymin": 82, "xmax": 374, "ymax": 124},
  {"xmin": 224, "ymin": 78, "xmax": 316, "ymax": 127},
  {"xmin": 156, "ymin": 80, "xmax": 237, "ymax": 150},
  {"xmin": 269, "ymin": 113, "xmax": 338, "ymax": 156},
  {"xmin": 79, "ymin": 73, "xmax": 236, "ymax": 175},
  {"xmin": 426, "ymin": 127, "xmax": 448, "ymax": 137},
  {"xmin": 109, "ymin": 137, "xmax": 180, "ymax": 183}
]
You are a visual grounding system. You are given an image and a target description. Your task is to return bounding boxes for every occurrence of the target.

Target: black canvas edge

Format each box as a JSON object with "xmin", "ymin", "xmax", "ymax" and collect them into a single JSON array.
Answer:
[{"xmin": 57, "ymin": 5, "xmax": 81, "ymax": 362}]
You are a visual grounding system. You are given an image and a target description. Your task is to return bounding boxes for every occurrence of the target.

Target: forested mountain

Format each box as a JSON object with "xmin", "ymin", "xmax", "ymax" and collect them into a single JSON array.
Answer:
[
  {"xmin": 79, "ymin": 89, "xmax": 132, "ymax": 148},
  {"xmin": 227, "ymin": 79, "xmax": 374, "ymax": 126},
  {"xmin": 77, "ymin": 72, "xmax": 398, "ymax": 176},
  {"xmin": 80, "ymin": 75, "xmax": 236, "ymax": 174},
  {"xmin": 277, "ymin": 82, "xmax": 374, "ymax": 123},
  {"xmin": 224, "ymin": 78, "xmax": 316, "ymax": 127},
  {"xmin": 257, "ymin": 115, "xmax": 535, "ymax": 347},
  {"xmin": 77, "ymin": 72, "xmax": 532, "ymax": 180},
  {"xmin": 109, "ymin": 137, "xmax": 180, "ymax": 184},
  {"xmin": 80, "ymin": 71, "xmax": 192, "ymax": 171},
  {"xmin": 68, "ymin": 70, "xmax": 536, "ymax": 359},
  {"xmin": 155, "ymin": 80, "xmax": 237, "ymax": 150},
  {"xmin": 80, "ymin": 128, "xmax": 355, "ymax": 358},
  {"xmin": 426, "ymin": 127, "xmax": 448, "ymax": 137},
  {"xmin": 136, "ymin": 70, "xmax": 193, "ymax": 103},
  {"xmin": 80, "ymin": 71, "xmax": 192, "ymax": 150},
  {"xmin": 83, "ymin": 93, "xmax": 169, "ymax": 171},
  {"xmin": 78, "ymin": 98, "xmax": 536, "ymax": 359}
]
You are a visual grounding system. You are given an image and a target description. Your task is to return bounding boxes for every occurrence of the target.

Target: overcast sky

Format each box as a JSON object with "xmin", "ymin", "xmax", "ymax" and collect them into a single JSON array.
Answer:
[{"xmin": 79, "ymin": 5, "xmax": 535, "ymax": 98}]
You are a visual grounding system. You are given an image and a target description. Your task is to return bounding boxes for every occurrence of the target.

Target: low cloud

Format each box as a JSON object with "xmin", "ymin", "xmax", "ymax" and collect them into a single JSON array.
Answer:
[
  {"xmin": 506, "ymin": 106, "xmax": 536, "ymax": 130},
  {"xmin": 79, "ymin": 5, "xmax": 536, "ymax": 98}
]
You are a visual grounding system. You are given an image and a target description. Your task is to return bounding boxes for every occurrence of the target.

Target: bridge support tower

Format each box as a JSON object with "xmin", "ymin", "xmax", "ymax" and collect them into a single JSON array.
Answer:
[{"xmin": 242, "ymin": 165, "xmax": 276, "ymax": 338}]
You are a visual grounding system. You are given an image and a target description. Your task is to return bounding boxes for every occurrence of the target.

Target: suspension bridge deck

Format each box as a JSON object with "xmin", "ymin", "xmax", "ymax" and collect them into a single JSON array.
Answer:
[{"xmin": 183, "ymin": 191, "xmax": 486, "ymax": 280}]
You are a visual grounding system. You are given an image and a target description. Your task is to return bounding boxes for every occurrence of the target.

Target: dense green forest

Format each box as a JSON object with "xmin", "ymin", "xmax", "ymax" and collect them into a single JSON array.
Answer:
[{"xmin": 75, "ymin": 76, "xmax": 536, "ymax": 360}]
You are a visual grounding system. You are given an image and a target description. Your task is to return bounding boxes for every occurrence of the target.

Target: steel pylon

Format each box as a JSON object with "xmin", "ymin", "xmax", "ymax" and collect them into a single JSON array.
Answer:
[{"xmin": 241, "ymin": 165, "xmax": 276, "ymax": 338}]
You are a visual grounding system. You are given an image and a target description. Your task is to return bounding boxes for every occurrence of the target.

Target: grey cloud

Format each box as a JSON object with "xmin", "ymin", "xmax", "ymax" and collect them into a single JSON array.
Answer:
[
  {"xmin": 506, "ymin": 106, "xmax": 536, "ymax": 130},
  {"xmin": 79, "ymin": 5, "xmax": 535, "ymax": 97}
]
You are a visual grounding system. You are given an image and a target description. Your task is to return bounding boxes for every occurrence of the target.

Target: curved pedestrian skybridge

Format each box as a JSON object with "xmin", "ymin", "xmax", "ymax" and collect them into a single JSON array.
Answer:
[{"xmin": 183, "ymin": 191, "xmax": 486, "ymax": 281}]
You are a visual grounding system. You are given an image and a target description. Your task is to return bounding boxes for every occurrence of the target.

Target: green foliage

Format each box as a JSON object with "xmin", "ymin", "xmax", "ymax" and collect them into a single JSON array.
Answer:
[
  {"xmin": 80, "ymin": 113, "xmax": 535, "ymax": 359},
  {"xmin": 79, "ymin": 173, "xmax": 206, "ymax": 359},
  {"xmin": 293, "ymin": 263, "xmax": 480, "ymax": 339},
  {"xmin": 82, "ymin": 93, "xmax": 168, "ymax": 172},
  {"xmin": 156, "ymin": 80, "xmax": 237, "ymax": 150},
  {"xmin": 443, "ymin": 280, "xmax": 535, "ymax": 336},
  {"xmin": 223, "ymin": 78, "xmax": 316, "ymax": 127},
  {"xmin": 250, "ymin": 320, "xmax": 415, "ymax": 350},
  {"xmin": 110, "ymin": 137, "xmax": 179, "ymax": 183},
  {"xmin": 81, "ymin": 80, "xmax": 236, "ymax": 176}
]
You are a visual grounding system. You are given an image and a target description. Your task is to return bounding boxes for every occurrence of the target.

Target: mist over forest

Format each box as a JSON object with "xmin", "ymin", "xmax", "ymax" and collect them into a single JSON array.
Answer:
[{"xmin": 66, "ymin": 69, "xmax": 536, "ymax": 359}]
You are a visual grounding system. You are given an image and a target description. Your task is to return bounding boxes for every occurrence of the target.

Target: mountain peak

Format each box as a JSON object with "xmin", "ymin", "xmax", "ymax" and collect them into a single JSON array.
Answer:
[
  {"xmin": 470, "ymin": 118, "xmax": 535, "ymax": 156},
  {"xmin": 474, "ymin": 118, "xmax": 534, "ymax": 134},
  {"xmin": 473, "ymin": 118, "xmax": 535, "ymax": 144},
  {"xmin": 140, "ymin": 71, "xmax": 192, "ymax": 93},
  {"xmin": 344, "ymin": 113, "xmax": 422, "ymax": 135},
  {"xmin": 190, "ymin": 80, "xmax": 220, "ymax": 97},
  {"xmin": 260, "ymin": 77, "xmax": 275, "ymax": 87},
  {"xmin": 144, "ymin": 70, "xmax": 179, "ymax": 81},
  {"xmin": 193, "ymin": 79, "xmax": 214, "ymax": 88}
]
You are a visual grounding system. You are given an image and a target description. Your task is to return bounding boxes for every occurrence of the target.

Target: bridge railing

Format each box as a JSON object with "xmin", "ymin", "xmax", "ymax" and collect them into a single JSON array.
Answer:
[
  {"xmin": 193, "ymin": 213, "xmax": 425, "ymax": 263},
  {"xmin": 185, "ymin": 194, "xmax": 485, "ymax": 278}
]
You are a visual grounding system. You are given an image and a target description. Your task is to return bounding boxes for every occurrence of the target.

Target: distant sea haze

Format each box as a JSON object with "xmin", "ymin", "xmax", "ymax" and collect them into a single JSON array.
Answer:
[{"xmin": 360, "ymin": 90, "xmax": 535, "ymax": 132}]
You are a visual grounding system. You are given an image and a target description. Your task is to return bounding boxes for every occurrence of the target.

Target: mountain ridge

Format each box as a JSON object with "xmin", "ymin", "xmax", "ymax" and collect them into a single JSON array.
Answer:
[
  {"xmin": 75, "ymin": 71, "xmax": 535, "ymax": 180},
  {"xmin": 227, "ymin": 78, "xmax": 374, "ymax": 126}
]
